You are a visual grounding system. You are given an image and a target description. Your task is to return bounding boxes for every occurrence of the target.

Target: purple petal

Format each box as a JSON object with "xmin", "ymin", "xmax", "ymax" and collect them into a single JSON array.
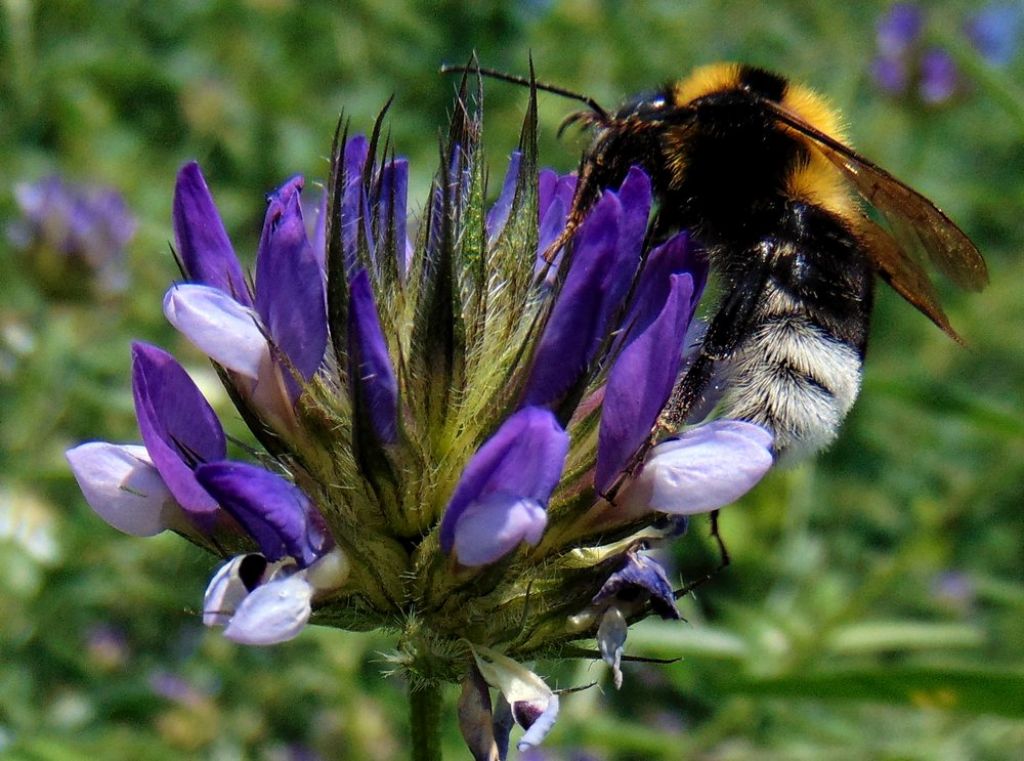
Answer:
[
  {"xmin": 596, "ymin": 273, "xmax": 694, "ymax": 493},
  {"xmin": 131, "ymin": 342, "xmax": 225, "ymax": 518},
  {"xmin": 173, "ymin": 162, "xmax": 251, "ymax": 305},
  {"xmin": 376, "ymin": 158, "xmax": 412, "ymax": 280},
  {"xmin": 920, "ymin": 48, "xmax": 959, "ymax": 104},
  {"xmin": 452, "ymin": 493, "xmax": 548, "ymax": 567},
  {"xmin": 309, "ymin": 189, "xmax": 327, "ymax": 273},
  {"xmin": 194, "ymin": 461, "xmax": 327, "ymax": 567},
  {"xmin": 535, "ymin": 173, "xmax": 577, "ymax": 274},
  {"xmin": 254, "ymin": 177, "xmax": 327, "ymax": 388},
  {"xmin": 521, "ymin": 192, "xmax": 622, "ymax": 408},
  {"xmin": 341, "ymin": 135, "xmax": 371, "ymax": 273},
  {"xmin": 631, "ymin": 420, "xmax": 774, "ymax": 515},
  {"xmin": 66, "ymin": 442, "xmax": 183, "ymax": 536},
  {"xmin": 605, "ymin": 166, "xmax": 652, "ymax": 310},
  {"xmin": 440, "ymin": 407, "xmax": 569, "ymax": 556},
  {"xmin": 348, "ymin": 269, "xmax": 399, "ymax": 444},
  {"xmin": 486, "ymin": 151, "xmax": 521, "ymax": 242},
  {"xmin": 222, "ymin": 572, "xmax": 313, "ymax": 645},
  {"xmin": 620, "ymin": 232, "xmax": 706, "ymax": 344},
  {"xmin": 591, "ymin": 552, "xmax": 681, "ymax": 620},
  {"xmin": 163, "ymin": 284, "xmax": 268, "ymax": 380}
]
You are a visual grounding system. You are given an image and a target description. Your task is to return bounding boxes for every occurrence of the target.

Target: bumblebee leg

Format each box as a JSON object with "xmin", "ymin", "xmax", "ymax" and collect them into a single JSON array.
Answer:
[{"xmin": 657, "ymin": 266, "xmax": 768, "ymax": 432}]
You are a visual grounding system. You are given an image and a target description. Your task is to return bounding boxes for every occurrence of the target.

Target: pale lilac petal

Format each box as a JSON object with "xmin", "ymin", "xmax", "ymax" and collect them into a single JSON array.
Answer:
[
  {"xmin": 172, "ymin": 162, "xmax": 251, "ymax": 305},
  {"xmin": 515, "ymin": 695, "xmax": 559, "ymax": 751},
  {"xmin": 66, "ymin": 442, "xmax": 182, "ymax": 536},
  {"xmin": 163, "ymin": 284, "xmax": 268, "ymax": 379},
  {"xmin": 440, "ymin": 407, "xmax": 569, "ymax": 557},
  {"xmin": 194, "ymin": 461, "xmax": 327, "ymax": 567},
  {"xmin": 638, "ymin": 421, "xmax": 774, "ymax": 515},
  {"xmin": 453, "ymin": 494, "xmax": 548, "ymax": 567},
  {"xmin": 222, "ymin": 572, "xmax": 313, "ymax": 646},
  {"xmin": 203, "ymin": 554, "xmax": 268, "ymax": 626},
  {"xmin": 131, "ymin": 342, "xmax": 225, "ymax": 518}
]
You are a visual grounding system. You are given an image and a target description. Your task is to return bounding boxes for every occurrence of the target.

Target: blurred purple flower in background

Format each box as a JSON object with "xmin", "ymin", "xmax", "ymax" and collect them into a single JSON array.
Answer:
[
  {"xmin": 7, "ymin": 175, "xmax": 136, "ymax": 297},
  {"xmin": 872, "ymin": 2, "xmax": 1023, "ymax": 105}
]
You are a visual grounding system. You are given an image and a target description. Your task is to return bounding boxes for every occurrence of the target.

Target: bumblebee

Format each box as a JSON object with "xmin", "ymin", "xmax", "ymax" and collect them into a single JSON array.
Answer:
[{"xmin": 446, "ymin": 62, "xmax": 988, "ymax": 461}]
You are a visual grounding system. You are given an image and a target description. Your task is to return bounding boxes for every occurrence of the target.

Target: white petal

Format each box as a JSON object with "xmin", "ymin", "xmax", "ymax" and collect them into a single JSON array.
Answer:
[
  {"xmin": 66, "ymin": 442, "xmax": 182, "ymax": 536},
  {"xmin": 203, "ymin": 554, "xmax": 265, "ymax": 627},
  {"xmin": 223, "ymin": 572, "xmax": 313, "ymax": 645},
  {"xmin": 639, "ymin": 420, "xmax": 774, "ymax": 515},
  {"xmin": 304, "ymin": 546, "xmax": 350, "ymax": 593},
  {"xmin": 163, "ymin": 284, "xmax": 269, "ymax": 379}
]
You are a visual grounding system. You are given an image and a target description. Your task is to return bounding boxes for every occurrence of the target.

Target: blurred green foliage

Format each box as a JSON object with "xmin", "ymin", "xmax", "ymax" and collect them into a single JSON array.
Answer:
[{"xmin": 1, "ymin": 1, "xmax": 1022, "ymax": 759}]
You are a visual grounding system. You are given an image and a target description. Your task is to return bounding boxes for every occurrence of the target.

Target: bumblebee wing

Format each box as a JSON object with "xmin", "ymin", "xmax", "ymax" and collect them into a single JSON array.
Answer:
[
  {"xmin": 857, "ymin": 217, "xmax": 963, "ymax": 343},
  {"xmin": 764, "ymin": 100, "xmax": 989, "ymax": 293}
]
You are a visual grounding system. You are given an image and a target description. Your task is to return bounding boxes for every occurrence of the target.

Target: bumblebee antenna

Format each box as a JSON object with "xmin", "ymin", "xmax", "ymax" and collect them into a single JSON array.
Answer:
[{"xmin": 440, "ymin": 64, "xmax": 607, "ymax": 119}]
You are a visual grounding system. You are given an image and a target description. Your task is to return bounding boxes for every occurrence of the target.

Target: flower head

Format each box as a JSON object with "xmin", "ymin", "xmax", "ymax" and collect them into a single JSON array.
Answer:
[{"xmin": 66, "ymin": 83, "xmax": 775, "ymax": 754}]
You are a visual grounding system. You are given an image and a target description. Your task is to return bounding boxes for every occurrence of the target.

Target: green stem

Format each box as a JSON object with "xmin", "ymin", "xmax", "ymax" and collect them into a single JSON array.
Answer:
[{"xmin": 409, "ymin": 681, "xmax": 443, "ymax": 761}]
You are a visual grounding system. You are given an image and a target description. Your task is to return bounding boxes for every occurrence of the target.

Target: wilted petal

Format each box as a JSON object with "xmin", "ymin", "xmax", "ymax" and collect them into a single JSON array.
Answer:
[
  {"xmin": 66, "ymin": 442, "xmax": 183, "ymax": 536},
  {"xmin": 223, "ymin": 571, "xmax": 313, "ymax": 645},
  {"xmin": 194, "ymin": 461, "xmax": 327, "ymax": 567},
  {"xmin": 596, "ymin": 273, "xmax": 694, "ymax": 493},
  {"xmin": 254, "ymin": 177, "xmax": 327, "ymax": 388},
  {"xmin": 203, "ymin": 554, "xmax": 268, "ymax": 626},
  {"xmin": 597, "ymin": 606, "xmax": 628, "ymax": 689},
  {"xmin": 452, "ymin": 493, "xmax": 547, "ymax": 567},
  {"xmin": 472, "ymin": 646, "xmax": 550, "ymax": 700},
  {"xmin": 348, "ymin": 269, "xmax": 399, "ymax": 444},
  {"xmin": 486, "ymin": 151, "xmax": 521, "ymax": 242},
  {"xmin": 629, "ymin": 421, "xmax": 774, "ymax": 515},
  {"xmin": 172, "ymin": 162, "xmax": 251, "ymax": 305},
  {"xmin": 458, "ymin": 666, "xmax": 500, "ymax": 761},
  {"xmin": 131, "ymin": 342, "xmax": 225, "ymax": 517},
  {"xmin": 440, "ymin": 407, "xmax": 569, "ymax": 560},
  {"xmin": 592, "ymin": 552, "xmax": 680, "ymax": 620},
  {"xmin": 163, "ymin": 284, "xmax": 269, "ymax": 380}
]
